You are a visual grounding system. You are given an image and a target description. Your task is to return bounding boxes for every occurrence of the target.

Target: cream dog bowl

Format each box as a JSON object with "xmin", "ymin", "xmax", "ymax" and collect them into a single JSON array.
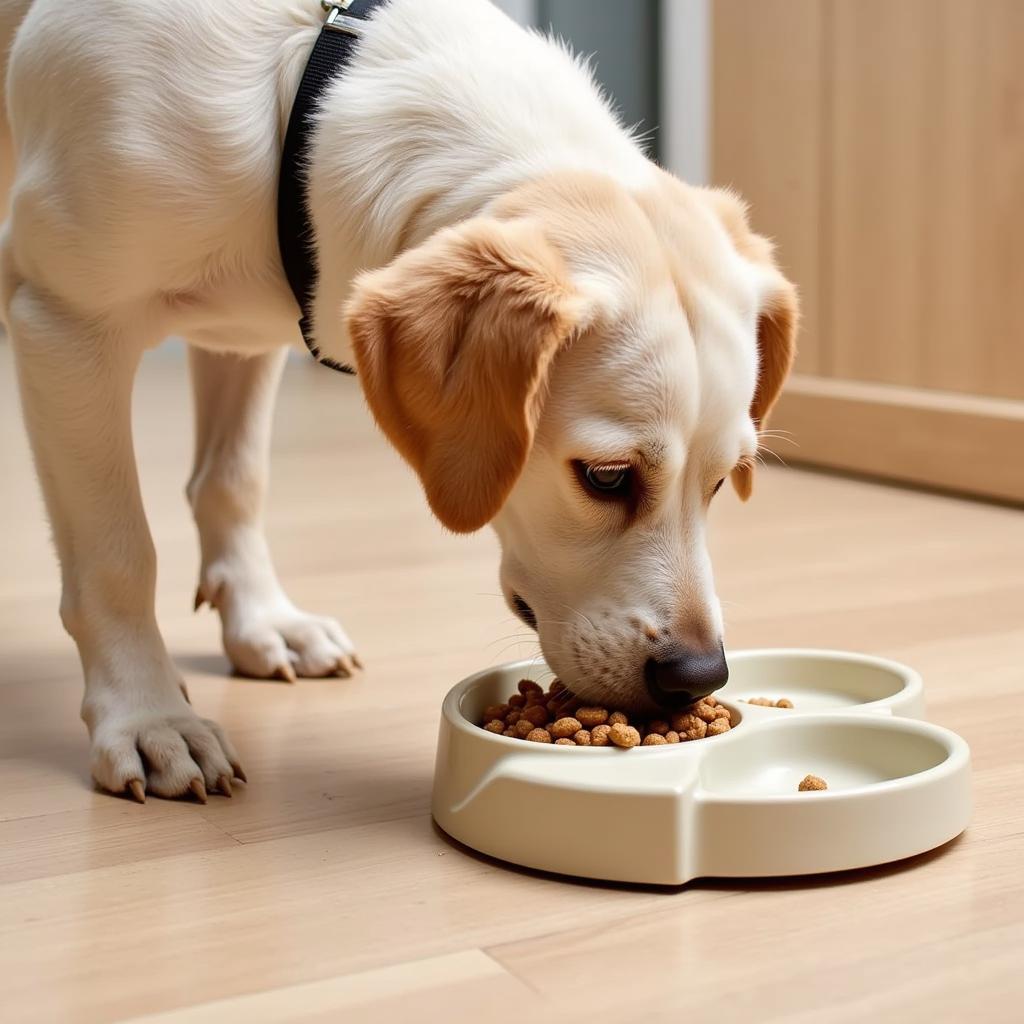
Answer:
[{"xmin": 431, "ymin": 649, "xmax": 971, "ymax": 885}]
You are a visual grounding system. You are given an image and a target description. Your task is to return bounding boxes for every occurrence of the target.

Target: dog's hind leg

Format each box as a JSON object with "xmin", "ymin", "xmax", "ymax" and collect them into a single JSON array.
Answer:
[
  {"xmin": 187, "ymin": 347, "xmax": 361, "ymax": 680},
  {"xmin": 6, "ymin": 281, "xmax": 242, "ymax": 801}
]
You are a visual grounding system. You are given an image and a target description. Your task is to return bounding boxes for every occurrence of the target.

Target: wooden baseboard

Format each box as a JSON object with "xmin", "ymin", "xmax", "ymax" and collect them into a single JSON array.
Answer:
[{"xmin": 767, "ymin": 376, "xmax": 1024, "ymax": 505}]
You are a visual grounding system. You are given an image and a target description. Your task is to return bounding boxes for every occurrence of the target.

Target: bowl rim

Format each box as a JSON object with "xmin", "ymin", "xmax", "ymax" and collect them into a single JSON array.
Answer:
[{"xmin": 442, "ymin": 647, "xmax": 924, "ymax": 757}]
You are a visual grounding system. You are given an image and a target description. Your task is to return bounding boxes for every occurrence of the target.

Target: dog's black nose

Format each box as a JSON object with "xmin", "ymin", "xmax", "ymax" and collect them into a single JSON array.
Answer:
[{"xmin": 645, "ymin": 643, "xmax": 729, "ymax": 709}]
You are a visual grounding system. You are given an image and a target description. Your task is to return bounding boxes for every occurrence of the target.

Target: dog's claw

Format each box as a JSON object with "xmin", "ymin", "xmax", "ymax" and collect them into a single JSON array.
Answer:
[
  {"xmin": 193, "ymin": 587, "xmax": 207, "ymax": 612},
  {"xmin": 127, "ymin": 779, "xmax": 146, "ymax": 804},
  {"xmin": 334, "ymin": 657, "xmax": 354, "ymax": 679},
  {"xmin": 352, "ymin": 654, "xmax": 364, "ymax": 672},
  {"xmin": 232, "ymin": 763, "xmax": 248, "ymax": 784},
  {"xmin": 217, "ymin": 775, "xmax": 233, "ymax": 797},
  {"xmin": 189, "ymin": 777, "xmax": 208, "ymax": 804},
  {"xmin": 274, "ymin": 662, "xmax": 297, "ymax": 684}
]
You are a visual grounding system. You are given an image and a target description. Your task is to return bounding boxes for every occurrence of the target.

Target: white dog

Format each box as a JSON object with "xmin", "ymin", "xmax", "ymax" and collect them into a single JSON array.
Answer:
[{"xmin": 0, "ymin": 0, "xmax": 797, "ymax": 801}]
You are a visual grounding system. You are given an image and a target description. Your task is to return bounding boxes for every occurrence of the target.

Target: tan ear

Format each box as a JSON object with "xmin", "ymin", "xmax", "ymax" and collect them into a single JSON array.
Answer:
[
  {"xmin": 731, "ymin": 278, "xmax": 799, "ymax": 501},
  {"xmin": 345, "ymin": 218, "xmax": 589, "ymax": 533}
]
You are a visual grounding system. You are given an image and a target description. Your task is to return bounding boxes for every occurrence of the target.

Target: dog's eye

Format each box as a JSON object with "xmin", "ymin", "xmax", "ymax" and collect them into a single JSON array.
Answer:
[{"xmin": 575, "ymin": 461, "xmax": 633, "ymax": 499}]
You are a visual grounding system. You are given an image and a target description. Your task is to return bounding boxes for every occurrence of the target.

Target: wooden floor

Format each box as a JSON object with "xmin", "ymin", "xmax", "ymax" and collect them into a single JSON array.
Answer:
[{"xmin": 1, "ymin": 341, "xmax": 1022, "ymax": 1023}]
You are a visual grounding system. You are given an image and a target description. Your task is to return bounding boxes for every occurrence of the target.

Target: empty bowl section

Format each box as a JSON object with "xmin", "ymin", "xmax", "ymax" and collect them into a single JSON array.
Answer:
[
  {"xmin": 698, "ymin": 717, "xmax": 952, "ymax": 797},
  {"xmin": 724, "ymin": 649, "xmax": 923, "ymax": 716}
]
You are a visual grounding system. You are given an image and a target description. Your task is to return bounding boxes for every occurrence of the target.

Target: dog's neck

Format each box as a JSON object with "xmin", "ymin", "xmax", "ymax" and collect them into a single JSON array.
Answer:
[{"xmin": 293, "ymin": 0, "xmax": 654, "ymax": 368}]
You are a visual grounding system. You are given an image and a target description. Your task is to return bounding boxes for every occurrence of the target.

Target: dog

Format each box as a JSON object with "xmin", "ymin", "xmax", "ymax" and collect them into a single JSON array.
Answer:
[{"xmin": 0, "ymin": 0, "xmax": 797, "ymax": 801}]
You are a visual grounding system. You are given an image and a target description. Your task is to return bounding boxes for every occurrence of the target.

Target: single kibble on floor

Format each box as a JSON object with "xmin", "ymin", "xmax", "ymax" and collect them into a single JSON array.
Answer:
[
  {"xmin": 775, "ymin": 698, "xmax": 794, "ymax": 709},
  {"xmin": 575, "ymin": 707, "xmax": 609, "ymax": 727},
  {"xmin": 550, "ymin": 716, "xmax": 582, "ymax": 739},
  {"xmin": 478, "ymin": 679, "xmax": 732, "ymax": 748},
  {"xmin": 798, "ymin": 774, "xmax": 828, "ymax": 791}
]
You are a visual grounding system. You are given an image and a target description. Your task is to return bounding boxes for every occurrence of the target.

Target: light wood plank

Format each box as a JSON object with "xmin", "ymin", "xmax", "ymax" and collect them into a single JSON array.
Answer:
[
  {"xmin": 711, "ymin": 0, "xmax": 826, "ymax": 375},
  {"xmin": 768, "ymin": 374, "xmax": 1024, "ymax": 503},
  {"xmin": 1, "ymin": 343, "xmax": 1022, "ymax": 1022},
  {"xmin": 829, "ymin": 0, "xmax": 1024, "ymax": 399},
  {"xmin": 123, "ymin": 950, "xmax": 536, "ymax": 1024}
]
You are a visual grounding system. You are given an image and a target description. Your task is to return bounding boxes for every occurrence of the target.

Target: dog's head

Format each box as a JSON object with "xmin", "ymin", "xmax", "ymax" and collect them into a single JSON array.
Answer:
[{"xmin": 346, "ymin": 171, "xmax": 797, "ymax": 711}]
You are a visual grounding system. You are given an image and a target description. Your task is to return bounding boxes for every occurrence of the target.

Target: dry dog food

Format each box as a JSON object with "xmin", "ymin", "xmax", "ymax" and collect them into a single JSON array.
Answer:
[
  {"xmin": 479, "ymin": 678, "xmax": 733, "ymax": 747},
  {"xmin": 798, "ymin": 774, "xmax": 828, "ymax": 791},
  {"xmin": 745, "ymin": 697, "xmax": 794, "ymax": 708}
]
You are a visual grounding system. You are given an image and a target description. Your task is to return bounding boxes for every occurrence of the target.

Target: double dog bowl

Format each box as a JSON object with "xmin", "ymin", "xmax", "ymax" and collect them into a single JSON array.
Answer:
[{"xmin": 432, "ymin": 649, "xmax": 971, "ymax": 885}]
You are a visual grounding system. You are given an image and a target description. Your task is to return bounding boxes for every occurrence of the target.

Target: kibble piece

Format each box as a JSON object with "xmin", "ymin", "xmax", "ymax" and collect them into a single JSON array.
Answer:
[
  {"xmin": 555, "ymin": 737, "xmax": 576, "ymax": 746},
  {"xmin": 514, "ymin": 718, "xmax": 536, "ymax": 739},
  {"xmin": 647, "ymin": 720, "xmax": 670, "ymax": 736},
  {"xmin": 798, "ymin": 774, "xmax": 827, "ymax": 791},
  {"xmin": 503, "ymin": 727, "xmax": 516, "ymax": 737},
  {"xmin": 483, "ymin": 704, "xmax": 509, "ymax": 723},
  {"xmin": 574, "ymin": 729, "xmax": 592, "ymax": 746},
  {"xmin": 608, "ymin": 711, "xmax": 629, "ymax": 726},
  {"xmin": 484, "ymin": 719, "xmax": 506, "ymax": 734},
  {"xmin": 706, "ymin": 718, "xmax": 731, "ymax": 736},
  {"xmin": 608, "ymin": 723, "xmax": 641, "ymax": 749},
  {"xmin": 712, "ymin": 705, "xmax": 732, "ymax": 721},
  {"xmin": 693, "ymin": 702, "xmax": 718, "ymax": 724},
  {"xmin": 518, "ymin": 679, "xmax": 544, "ymax": 697},
  {"xmin": 665, "ymin": 730, "xmax": 681, "ymax": 743},
  {"xmin": 671, "ymin": 712, "xmax": 708, "ymax": 740},
  {"xmin": 549, "ymin": 679, "xmax": 566, "ymax": 695},
  {"xmin": 576, "ymin": 707, "xmax": 609, "ymax": 728},
  {"xmin": 521, "ymin": 704, "xmax": 549, "ymax": 727},
  {"xmin": 591, "ymin": 724, "xmax": 612, "ymax": 746},
  {"xmin": 775, "ymin": 699, "xmax": 794, "ymax": 709},
  {"xmin": 550, "ymin": 717, "xmax": 582, "ymax": 739},
  {"xmin": 747, "ymin": 697, "xmax": 773, "ymax": 707},
  {"xmin": 641, "ymin": 733, "xmax": 668, "ymax": 746},
  {"xmin": 704, "ymin": 695, "xmax": 718, "ymax": 707},
  {"xmin": 505, "ymin": 710, "xmax": 522, "ymax": 727},
  {"xmin": 525, "ymin": 728, "xmax": 552, "ymax": 743},
  {"xmin": 508, "ymin": 694, "xmax": 526, "ymax": 709}
]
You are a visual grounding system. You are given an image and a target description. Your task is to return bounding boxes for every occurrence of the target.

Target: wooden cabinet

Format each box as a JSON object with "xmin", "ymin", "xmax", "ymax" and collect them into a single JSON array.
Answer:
[{"xmin": 713, "ymin": 0, "xmax": 1024, "ymax": 503}]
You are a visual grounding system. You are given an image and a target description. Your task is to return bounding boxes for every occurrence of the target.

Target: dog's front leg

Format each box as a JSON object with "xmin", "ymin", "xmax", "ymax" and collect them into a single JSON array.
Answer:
[
  {"xmin": 7, "ymin": 283, "xmax": 242, "ymax": 801},
  {"xmin": 187, "ymin": 347, "xmax": 360, "ymax": 680}
]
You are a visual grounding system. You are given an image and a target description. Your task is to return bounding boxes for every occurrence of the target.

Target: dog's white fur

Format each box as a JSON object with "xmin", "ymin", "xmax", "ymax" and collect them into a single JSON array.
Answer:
[{"xmin": 0, "ymin": 0, "xmax": 796, "ymax": 799}]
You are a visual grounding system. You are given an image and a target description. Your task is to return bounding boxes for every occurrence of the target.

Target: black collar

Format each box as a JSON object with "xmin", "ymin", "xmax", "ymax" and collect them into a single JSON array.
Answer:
[{"xmin": 278, "ymin": 0, "xmax": 387, "ymax": 374}]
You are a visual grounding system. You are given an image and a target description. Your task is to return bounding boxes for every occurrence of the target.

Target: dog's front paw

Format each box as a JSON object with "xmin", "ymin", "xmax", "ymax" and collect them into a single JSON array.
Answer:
[
  {"xmin": 197, "ymin": 581, "xmax": 361, "ymax": 681},
  {"xmin": 87, "ymin": 693, "xmax": 244, "ymax": 802}
]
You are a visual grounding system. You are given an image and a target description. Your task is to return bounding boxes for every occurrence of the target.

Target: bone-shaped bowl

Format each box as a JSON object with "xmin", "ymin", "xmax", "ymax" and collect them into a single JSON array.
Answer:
[{"xmin": 431, "ymin": 649, "xmax": 970, "ymax": 885}]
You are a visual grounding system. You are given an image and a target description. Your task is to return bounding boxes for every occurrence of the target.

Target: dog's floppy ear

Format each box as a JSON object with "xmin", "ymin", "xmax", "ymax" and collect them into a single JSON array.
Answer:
[
  {"xmin": 345, "ymin": 217, "xmax": 590, "ymax": 533},
  {"xmin": 732, "ymin": 278, "xmax": 799, "ymax": 501},
  {"xmin": 703, "ymin": 188, "xmax": 799, "ymax": 501}
]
